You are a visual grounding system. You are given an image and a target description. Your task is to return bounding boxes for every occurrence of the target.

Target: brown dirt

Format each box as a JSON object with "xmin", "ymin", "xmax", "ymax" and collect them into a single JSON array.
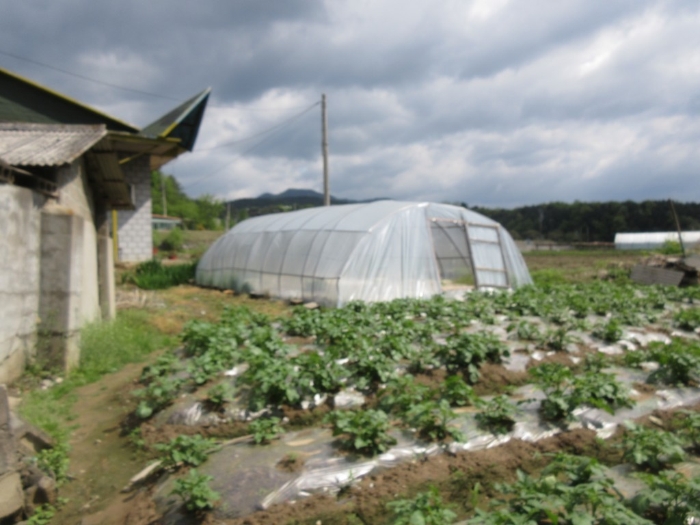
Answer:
[
  {"xmin": 473, "ymin": 363, "xmax": 529, "ymax": 395},
  {"xmin": 526, "ymin": 351, "xmax": 578, "ymax": 370},
  {"xmin": 223, "ymin": 428, "xmax": 599, "ymax": 525},
  {"xmin": 276, "ymin": 453, "xmax": 306, "ymax": 473},
  {"xmin": 48, "ymin": 361, "xmax": 159, "ymax": 525}
]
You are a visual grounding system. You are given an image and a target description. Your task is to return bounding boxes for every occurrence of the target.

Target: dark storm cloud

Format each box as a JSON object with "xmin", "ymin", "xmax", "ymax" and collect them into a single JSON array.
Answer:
[{"xmin": 1, "ymin": 0, "xmax": 700, "ymax": 204}]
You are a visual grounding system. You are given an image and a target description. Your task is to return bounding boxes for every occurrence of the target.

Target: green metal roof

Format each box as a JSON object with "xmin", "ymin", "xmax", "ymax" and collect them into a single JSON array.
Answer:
[
  {"xmin": 0, "ymin": 66, "xmax": 139, "ymax": 132},
  {"xmin": 140, "ymin": 88, "xmax": 211, "ymax": 151}
]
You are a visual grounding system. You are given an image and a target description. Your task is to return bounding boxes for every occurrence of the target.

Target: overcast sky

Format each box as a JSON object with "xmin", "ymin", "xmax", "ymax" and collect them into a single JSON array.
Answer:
[{"xmin": 2, "ymin": 0, "xmax": 700, "ymax": 207}]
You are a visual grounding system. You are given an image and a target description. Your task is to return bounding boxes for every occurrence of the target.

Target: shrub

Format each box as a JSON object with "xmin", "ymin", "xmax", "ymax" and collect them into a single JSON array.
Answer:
[
  {"xmin": 124, "ymin": 259, "xmax": 196, "ymax": 290},
  {"xmin": 159, "ymin": 227, "xmax": 184, "ymax": 252}
]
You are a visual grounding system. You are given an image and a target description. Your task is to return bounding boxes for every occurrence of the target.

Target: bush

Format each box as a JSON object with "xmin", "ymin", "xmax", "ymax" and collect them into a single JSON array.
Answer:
[
  {"xmin": 124, "ymin": 259, "xmax": 196, "ymax": 290},
  {"xmin": 658, "ymin": 239, "xmax": 683, "ymax": 255},
  {"xmin": 159, "ymin": 227, "xmax": 184, "ymax": 251}
]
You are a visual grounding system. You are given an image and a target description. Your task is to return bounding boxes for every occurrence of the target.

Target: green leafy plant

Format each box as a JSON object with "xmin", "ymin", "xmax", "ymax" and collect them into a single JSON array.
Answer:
[
  {"xmin": 123, "ymin": 258, "xmax": 196, "ymax": 290},
  {"xmin": 249, "ymin": 417, "xmax": 284, "ymax": 445},
  {"xmin": 387, "ymin": 486, "xmax": 457, "ymax": 525},
  {"xmin": 674, "ymin": 307, "xmax": 700, "ymax": 331},
  {"xmin": 243, "ymin": 356, "xmax": 301, "ymax": 410},
  {"xmin": 470, "ymin": 464, "xmax": 651, "ymax": 525},
  {"xmin": 529, "ymin": 363, "xmax": 632, "ymax": 422},
  {"xmin": 631, "ymin": 470, "xmax": 700, "ymax": 524},
  {"xmin": 674, "ymin": 409, "xmax": 700, "ymax": 452},
  {"xmin": 36, "ymin": 440, "xmax": 70, "ymax": 484},
  {"xmin": 380, "ymin": 375, "xmax": 435, "ymax": 415},
  {"xmin": 327, "ymin": 409, "xmax": 397, "ymax": 456},
  {"xmin": 621, "ymin": 424, "xmax": 686, "ymax": 472},
  {"xmin": 155, "ymin": 435, "xmax": 213, "ymax": 469},
  {"xmin": 438, "ymin": 332, "xmax": 509, "ymax": 383},
  {"xmin": 593, "ymin": 318, "xmax": 623, "ymax": 343},
  {"xmin": 133, "ymin": 376, "xmax": 184, "ymax": 419},
  {"xmin": 528, "ymin": 363, "xmax": 578, "ymax": 422},
  {"xmin": 405, "ymin": 400, "xmax": 465, "ymax": 443},
  {"xmin": 507, "ymin": 320, "xmax": 541, "ymax": 341},
  {"xmin": 475, "ymin": 396, "xmax": 516, "ymax": 435},
  {"xmin": 538, "ymin": 326, "xmax": 576, "ymax": 351},
  {"xmin": 206, "ymin": 382, "xmax": 235, "ymax": 410},
  {"xmin": 27, "ymin": 504, "xmax": 56, "ymax": 525},
  {"xmin": 294, "ymin": 350, "xmax": 347, "ymax": 396},
  {"xmin": 170, "ymin": 469, "xmax": 220, "ymax": 512},
  {"xmin": 440, "ymin": 375, "xmax": 476, "ymax": 407},
  {"xmin": 631, "ymin": 339, "xmax": 700, "ymax": 385}
]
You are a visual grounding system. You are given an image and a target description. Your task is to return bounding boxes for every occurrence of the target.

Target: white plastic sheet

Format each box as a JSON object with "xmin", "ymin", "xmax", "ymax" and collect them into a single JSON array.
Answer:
[{"xmin": 196, "ymin": 201, "xmax": 532, "ymax": 306}]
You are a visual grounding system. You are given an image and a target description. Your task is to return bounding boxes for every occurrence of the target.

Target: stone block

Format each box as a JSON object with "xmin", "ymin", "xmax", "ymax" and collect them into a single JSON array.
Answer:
[
  {"xmin": 0, "ymin": 385, "xmax": 15, "ymax": 475},
  {"xmin": 0, "ymin": 471, "xmax": 23, "ymax": 519}
]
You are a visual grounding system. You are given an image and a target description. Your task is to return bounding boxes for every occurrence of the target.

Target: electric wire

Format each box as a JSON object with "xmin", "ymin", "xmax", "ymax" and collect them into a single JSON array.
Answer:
[
  {"xmin": 0, "ymin": 49, "xmax": 311, "ymax": 111},
  {"xmin": 192, "ymin": 101, "xmax": 320, "ymax": 151},
  {"xmin": 182, "ymin": 102, "xmax": 318, "ymax": 191}
]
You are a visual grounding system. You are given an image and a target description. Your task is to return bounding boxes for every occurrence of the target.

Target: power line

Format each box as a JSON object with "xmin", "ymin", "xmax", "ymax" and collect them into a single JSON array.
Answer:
[
  {"xmin": 0, "ymin": 48, "xmax": 312, "ymax": 111},
  {"xmin": 0, "ymin": 49, "xmax": 182, "ymax": 101},
  {"xmin": 192, "ymin": 101, "xmax": 320, "ymax": 151},
  {"xmin": 182, "ymin": 102, "xmax": 319, "ymax": 190}
]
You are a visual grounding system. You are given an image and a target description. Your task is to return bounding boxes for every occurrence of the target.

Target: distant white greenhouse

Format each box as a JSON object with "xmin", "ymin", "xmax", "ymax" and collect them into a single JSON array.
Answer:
[
  {"xmin": 196, "ymin": 201, "xmax": 532, "ymax": 306},
  {"xmin": 614, "ymin": 232, "xmax": 700, "ymax": 251}
]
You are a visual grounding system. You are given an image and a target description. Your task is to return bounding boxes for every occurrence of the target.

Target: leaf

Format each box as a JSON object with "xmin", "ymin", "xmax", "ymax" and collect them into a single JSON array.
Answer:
[{"xmin": 409, "ymin": 510, "xmax": 426, "ymax": 525}]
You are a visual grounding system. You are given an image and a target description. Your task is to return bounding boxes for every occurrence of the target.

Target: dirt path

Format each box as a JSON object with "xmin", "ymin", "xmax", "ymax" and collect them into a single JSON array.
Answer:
[{"xmin": 51, "ymin": 361, "xmax": 155, "ymax": 525}]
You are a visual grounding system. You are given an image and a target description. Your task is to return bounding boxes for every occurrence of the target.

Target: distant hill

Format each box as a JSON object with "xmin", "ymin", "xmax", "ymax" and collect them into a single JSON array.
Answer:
[{"xmin": 227, "ymin": 188, "xmax": 386, "ymax": 216}]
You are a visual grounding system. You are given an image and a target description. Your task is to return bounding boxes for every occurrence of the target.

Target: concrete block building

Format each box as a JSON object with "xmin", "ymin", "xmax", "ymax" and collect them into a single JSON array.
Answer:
[{"xmin": 0, "ymin": 67, "xmax": 209, "ymax": 382}]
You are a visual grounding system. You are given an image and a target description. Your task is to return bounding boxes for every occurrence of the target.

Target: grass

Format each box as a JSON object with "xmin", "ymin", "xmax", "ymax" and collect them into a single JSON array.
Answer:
[
  {"xmin": 123, "ymin": 259, "xmax": 197, "ymax": 290},
  {"xmin": 19, "ymin": 309, "xmax": 176, "ymax": 439}
]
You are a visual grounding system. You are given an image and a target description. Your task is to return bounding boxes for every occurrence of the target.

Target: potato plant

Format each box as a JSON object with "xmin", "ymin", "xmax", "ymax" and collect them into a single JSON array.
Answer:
[{"xmin": 327, "ymin": 409, "xmax": 397, "ymax": 456}]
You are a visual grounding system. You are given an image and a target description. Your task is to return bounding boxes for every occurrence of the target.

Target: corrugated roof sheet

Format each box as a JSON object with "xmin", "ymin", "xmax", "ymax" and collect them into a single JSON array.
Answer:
[{"xmin": 0, "ymin": 122, "xmax": 107, "ymax": 166}]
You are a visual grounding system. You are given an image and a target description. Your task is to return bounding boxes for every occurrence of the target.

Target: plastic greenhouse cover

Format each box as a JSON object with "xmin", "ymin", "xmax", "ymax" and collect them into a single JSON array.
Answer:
[{"xmin": 196, "ymin": 201, "xmax": 532, "ymax": 306}]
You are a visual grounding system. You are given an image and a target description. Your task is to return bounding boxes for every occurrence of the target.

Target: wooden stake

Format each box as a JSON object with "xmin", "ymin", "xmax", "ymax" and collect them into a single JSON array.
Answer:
[{"xmin": 669, "ymin": 199, "xmax": 686, "ymax": 258}]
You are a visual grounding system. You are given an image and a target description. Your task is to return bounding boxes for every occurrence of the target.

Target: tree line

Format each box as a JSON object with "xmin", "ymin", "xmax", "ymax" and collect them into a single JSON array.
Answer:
[
  {"xmin": 151, "ymin": 171, "xmax": 224, "ymax": 230},
  {"xmin": 471, "ymin": 200, "xmax": 700, "ymax": 242}
]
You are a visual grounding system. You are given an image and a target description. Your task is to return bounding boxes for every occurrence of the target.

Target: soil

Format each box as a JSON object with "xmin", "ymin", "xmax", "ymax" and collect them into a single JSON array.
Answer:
[
  {"xmin": 473, "ymin": 363, "xmax": 529, "ymax": 395},
  {"xmin": 276, "ymin": 453, "xmax": 306, "ymax": 473}
]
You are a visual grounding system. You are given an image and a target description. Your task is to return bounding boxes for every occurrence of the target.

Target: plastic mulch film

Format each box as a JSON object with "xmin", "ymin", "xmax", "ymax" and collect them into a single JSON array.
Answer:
[
  {"xmin": 152, "ymin": 377, "xmax": 700, "ymax": 521},
  {"xmin": 196, "ymin": 201, "xmax": 532, "ymax": 307}
]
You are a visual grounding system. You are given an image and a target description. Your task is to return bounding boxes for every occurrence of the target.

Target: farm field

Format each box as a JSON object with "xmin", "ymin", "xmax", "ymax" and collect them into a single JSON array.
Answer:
[{"xmin": 19, "ymin": 251, "xmax": 700, "ymax": 525}]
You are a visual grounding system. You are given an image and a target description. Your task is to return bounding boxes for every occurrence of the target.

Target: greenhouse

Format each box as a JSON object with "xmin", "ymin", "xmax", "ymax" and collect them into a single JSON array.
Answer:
[{"xmin": 196, "ymin": 201, "xmax": 532, "ymax": 306}]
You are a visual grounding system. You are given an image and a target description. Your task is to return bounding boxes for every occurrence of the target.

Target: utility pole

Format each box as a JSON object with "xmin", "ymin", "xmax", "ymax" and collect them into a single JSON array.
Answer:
[
  {"xmin": 322, "ymin": 94, "xmax": 330, "ymax": 206},
  {"xmin": 161, "ymin": 173, "xmax": 167, "ymax": 216}
]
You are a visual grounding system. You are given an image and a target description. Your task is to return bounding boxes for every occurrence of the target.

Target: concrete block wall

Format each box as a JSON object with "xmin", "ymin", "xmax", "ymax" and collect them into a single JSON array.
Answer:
[
  {"xmin": 53, "ymin": 160, "xmax": 100, "ymax": 324},
  {"xmin": 39, "ymin": 212, "xmax": 85, "ymax": 370},
  {"xmin": 116, "ymin": 156, "xmax": 152, "ymax": 262},
  {"xmin": 0, "ymin": 186, "xmax": 43, "ymax": 384}
]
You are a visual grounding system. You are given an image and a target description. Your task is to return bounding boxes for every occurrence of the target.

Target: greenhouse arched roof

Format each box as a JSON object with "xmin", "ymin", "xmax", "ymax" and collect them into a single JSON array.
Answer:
[{"xmin": 196, "ymin": 201, "xmax": 532, "ymax": 306}]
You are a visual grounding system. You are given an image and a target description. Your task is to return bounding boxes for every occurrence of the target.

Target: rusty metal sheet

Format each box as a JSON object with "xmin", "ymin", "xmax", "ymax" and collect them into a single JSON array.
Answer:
[{"xmin": 631, "ymin": 265, "xmax": 684, "ymax": 286}]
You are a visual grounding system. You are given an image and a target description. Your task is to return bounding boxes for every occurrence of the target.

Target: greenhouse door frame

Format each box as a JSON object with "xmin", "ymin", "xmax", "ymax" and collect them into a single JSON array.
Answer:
[{"xmin": 429, "ymin": 218, "xmax": 510, "ymax": 290}]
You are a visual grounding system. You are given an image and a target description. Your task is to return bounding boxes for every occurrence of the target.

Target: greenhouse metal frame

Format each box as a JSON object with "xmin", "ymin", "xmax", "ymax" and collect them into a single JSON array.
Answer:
[{"xmin": 196, "ymin": 201, "xmax": 532, "ymax": 306}]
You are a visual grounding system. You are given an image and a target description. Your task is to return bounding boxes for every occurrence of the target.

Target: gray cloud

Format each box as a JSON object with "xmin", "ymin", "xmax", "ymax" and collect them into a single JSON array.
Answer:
[{"xmin": 2, "ymin": 0, "xmax": 700, "ymax": 205}]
